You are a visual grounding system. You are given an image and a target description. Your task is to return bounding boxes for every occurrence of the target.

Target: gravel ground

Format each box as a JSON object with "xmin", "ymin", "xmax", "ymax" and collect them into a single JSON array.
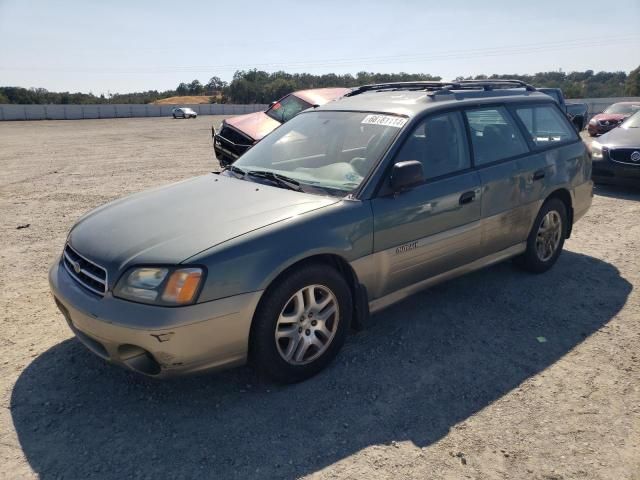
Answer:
[{"xmin": 0, "ymin": 118, "xmax": 638, "ymax": 480}]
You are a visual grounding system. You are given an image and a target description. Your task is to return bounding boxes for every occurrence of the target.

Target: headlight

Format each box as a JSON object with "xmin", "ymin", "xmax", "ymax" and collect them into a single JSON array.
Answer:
[
  {"xmin": 590, "ymin": 140, "xmax": 603, "ymax": 159},
  {"xmin": 114, "ymin": 266, "xmax": 204, "ymax": 306}
]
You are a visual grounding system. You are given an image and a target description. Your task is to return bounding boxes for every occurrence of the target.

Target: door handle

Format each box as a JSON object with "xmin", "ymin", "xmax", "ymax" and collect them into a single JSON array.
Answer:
[
  {"xmin": 459, "ymin": 191, "xmax": 476, "ymax": 205},
  {"xmin": 533, "ymin": 169, "xmax": 546, "ymax": 181}
]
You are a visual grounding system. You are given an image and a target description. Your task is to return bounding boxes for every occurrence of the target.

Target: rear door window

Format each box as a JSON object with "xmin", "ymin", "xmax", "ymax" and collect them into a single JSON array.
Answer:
[
  {"xmin": 464, "ymin": 107, "xmax": 529, "ymax": 165},
  {"xmin": 514, "ymin": 104, "xmax": 578, "ymax": 147}
]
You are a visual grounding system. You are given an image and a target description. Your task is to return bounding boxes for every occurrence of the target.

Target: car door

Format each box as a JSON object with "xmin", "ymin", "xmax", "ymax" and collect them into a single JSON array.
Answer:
[
  {"xmin": 510, "ymin": 102, "xmax": 583, "ymax": 228},
  {"xmin": 464, "ymin": 105, "xmax": 533, "ymax": 256},
  {"xmin": 369, "ymin": 110, "xmax": 482, "ymax": 299}
]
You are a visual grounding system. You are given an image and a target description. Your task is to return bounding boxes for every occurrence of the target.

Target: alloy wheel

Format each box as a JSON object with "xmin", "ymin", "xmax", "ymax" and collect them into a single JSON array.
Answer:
[
  {"xmin": 535, "ymin": 210, "xmax": 562, "ymax": 262},
  {"xmin": 274, "ymin": 284, "xmax": 339, "ymax": 365}
]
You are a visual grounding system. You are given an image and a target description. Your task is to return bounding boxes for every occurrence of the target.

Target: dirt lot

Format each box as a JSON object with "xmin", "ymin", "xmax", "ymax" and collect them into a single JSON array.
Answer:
[{"xmin": 0, "ymin": 117, "xmax": 638, "ymax": 480}]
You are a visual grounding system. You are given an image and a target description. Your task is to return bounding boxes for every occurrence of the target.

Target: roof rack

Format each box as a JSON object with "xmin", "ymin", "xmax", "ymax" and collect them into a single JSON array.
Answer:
[
  {"xmin": 346, "ymin": 79, "xmax": 537, "ymax": 97},
  {"xmin": 432, "ymin": 79, "xmax": 537, "ymax": 96},
  {"xmin": 346, "ymin": 81, "xmax": 454, "ymax": 96}
]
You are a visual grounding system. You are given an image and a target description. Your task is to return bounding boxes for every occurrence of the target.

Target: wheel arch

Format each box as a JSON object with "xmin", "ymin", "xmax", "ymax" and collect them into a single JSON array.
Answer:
[
  {"xmin": 546, "ymin": 188, "xmax": 574, "ymax": 238},
  {"xmin": 248, "ymin": 253, "xmax": 369, "ymax": 357}
]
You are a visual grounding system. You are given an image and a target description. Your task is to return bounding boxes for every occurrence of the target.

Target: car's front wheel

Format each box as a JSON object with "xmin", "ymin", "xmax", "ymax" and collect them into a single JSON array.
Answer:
[
  {"xmin": 250, "ymin": 263, "xmax": 352, "ymax": 383},
  {"xmin": 514, "ymin": 198, "xmax": 567, "ymax": 274}
]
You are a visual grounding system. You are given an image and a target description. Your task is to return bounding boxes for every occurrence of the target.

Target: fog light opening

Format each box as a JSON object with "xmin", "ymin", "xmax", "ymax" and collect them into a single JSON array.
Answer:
[
  {"xmin": 75, "ymin": 330, "xmax": 109, "ymax": 360},
  {"xmin": 118, "ymin": 344, "xmax": 161, "ymax": 376}
]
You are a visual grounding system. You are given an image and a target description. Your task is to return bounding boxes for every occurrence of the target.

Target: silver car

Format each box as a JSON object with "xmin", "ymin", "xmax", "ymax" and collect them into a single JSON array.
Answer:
[
  {"xmin": 172, "ymin": 107, "xmax": 197, "ymax": 119},
  {"xmin": 50, "ymin": 80, "xmax": 593, "ymax": 383}
]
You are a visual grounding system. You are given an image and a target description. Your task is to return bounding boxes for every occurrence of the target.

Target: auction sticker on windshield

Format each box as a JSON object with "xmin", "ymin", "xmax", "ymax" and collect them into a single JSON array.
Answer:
[{"xmin": 361, "ymin": 114, "xmax": 408, "ymax": 128}]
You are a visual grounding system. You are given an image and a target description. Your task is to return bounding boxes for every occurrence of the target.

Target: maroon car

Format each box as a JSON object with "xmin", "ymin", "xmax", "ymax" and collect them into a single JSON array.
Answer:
[
  {"xmin": 213, "ymin": 87, "xmax": 351, "ymax": 166},
  {"xmin": 588, "ymin": 102, "xmax": 640, "ymax": 136}
]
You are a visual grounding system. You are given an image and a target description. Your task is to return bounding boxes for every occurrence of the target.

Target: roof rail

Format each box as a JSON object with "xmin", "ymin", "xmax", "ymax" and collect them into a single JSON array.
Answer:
[
  {"xmin": 346, "ymin": 81, "xmax": 455, "ymax": 97},
  {"xmin": 431, "ymin": 79, "xmax": 537, "ymax": 96},
  {"xmin": 346, "ymin": 79, "xmax": 537, "ymax": 97}
]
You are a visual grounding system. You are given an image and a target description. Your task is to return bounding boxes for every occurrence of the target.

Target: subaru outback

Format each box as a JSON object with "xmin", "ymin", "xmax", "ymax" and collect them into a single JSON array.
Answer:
[{"xmin": 50, "ymin": 80, "xmax": 593, "ymax": 383}]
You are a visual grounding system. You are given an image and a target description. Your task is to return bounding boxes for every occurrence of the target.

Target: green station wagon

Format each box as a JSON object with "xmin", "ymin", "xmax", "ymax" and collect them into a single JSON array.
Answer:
[{"xmin": 50, "ymin": 80, "xmax": 593, "ymax": 383}]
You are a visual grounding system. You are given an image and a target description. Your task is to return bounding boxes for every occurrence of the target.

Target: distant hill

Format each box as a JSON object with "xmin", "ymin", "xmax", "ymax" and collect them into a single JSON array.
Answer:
[{"xmin": 152, "ymin": 96, "xmax": 215, "ymax": 105}]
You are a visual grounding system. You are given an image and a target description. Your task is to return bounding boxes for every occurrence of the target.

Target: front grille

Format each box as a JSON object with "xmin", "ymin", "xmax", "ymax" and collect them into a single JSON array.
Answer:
[
  {"xmin": 219, "ymin": 125, "xmax": 254, "ymax": 147},
  {"xmin": 609, "ymin": 148, "xmax": 640, "ymax": 166},
  {"xmin": 62, "ymin": 244, "xmax": 108, "ymax": 296},
  {"xmin": 598, "ymin": 119, "xmax": 622, "ymax": 127}
]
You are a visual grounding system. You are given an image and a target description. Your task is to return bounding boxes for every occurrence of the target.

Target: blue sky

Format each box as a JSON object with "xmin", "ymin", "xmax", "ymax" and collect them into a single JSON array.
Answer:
[{"xmin": 0, "ymin": 0, "xmax": 638, "ymax": 94}]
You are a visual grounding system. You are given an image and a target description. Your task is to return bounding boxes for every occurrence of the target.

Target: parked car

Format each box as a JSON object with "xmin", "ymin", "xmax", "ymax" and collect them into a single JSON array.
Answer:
[
  {"xmin": 213, "ymin": 87, "xmax": 350, "ymax": 166},
  {"xmin": 172, "ymin": 107, "xmax": 197, "ymax": 119},
  {"xmin": 590, "ymin": 110, "xmax": 640, "ymax": 186},
  {"xmin": 587, "ymin": 102, "xmax": 640, "ymax": 136},
  {"xmin": 538, "ymin": 88, "xmax": 588, "ymax": 131},
  {"xmin": 50, "ymin": 80, "xmax": 592, "ymax": 383}
]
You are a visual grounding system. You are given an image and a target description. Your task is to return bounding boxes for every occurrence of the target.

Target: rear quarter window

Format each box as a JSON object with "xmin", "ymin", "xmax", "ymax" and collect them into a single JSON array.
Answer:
[{"xmin": 515, "ymin": 104, "xmax": 577, "ymax": 147}]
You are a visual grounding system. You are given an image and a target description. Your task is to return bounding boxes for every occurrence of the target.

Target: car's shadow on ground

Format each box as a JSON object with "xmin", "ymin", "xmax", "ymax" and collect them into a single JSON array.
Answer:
[{"xmin": 11, "ymin": 251, "xmax": 632, "ymax": 479}]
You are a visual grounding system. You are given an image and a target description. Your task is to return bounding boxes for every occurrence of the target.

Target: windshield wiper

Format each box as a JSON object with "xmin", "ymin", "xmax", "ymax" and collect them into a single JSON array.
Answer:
[
  {"xmin": 246, "ymin": 170, "xmax": 304, "ymax": 192},
  {"xmin": 222, "ymin": 164, "xmax": 246, "ymax": 178}
]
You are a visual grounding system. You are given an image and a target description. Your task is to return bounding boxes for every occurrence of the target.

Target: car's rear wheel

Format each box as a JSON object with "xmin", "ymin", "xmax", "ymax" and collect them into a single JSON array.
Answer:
[
  {"xmin": 250, "ymin": 263, "xmax": 352, "ymax": 383},
  {"xmin": 514, "ymin": 198, "xmax": 567, "ymax": 274}
]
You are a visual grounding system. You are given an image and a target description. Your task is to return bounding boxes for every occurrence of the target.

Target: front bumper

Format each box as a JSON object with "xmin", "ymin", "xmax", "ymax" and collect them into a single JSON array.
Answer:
[
  {"xmin": 49, "ymin": 259, "xmax": 263, "ymax": 377},
  {"xmin": 213, "ymin": 134, "xmax": 253, "ymax": 166},
  {"xmin": 592, "ymin": 156, "xmax": 640, "ymax": 186}
]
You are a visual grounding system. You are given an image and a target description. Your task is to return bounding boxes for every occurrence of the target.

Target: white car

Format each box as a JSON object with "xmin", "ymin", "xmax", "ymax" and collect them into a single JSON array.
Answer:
[{"xmin": 172, "ymin": 107, "xmax": 197, "ymax": 119}]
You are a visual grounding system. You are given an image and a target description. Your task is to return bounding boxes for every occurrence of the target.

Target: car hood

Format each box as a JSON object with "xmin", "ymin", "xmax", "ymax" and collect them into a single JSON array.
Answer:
[
  {"xmin": 593, "ymin": 113, "xmax": 626, "ymax": 122},
  {"xmin": 598, "ymin": 127, "xmax": 640, "ymax": 148},
  {"xmin": 68, "ymin": 174, "xmax": 338, "ymax": 278},
  {"xmin": 225, "ymin": 111, "xmax": 281, "ymax": 141}
]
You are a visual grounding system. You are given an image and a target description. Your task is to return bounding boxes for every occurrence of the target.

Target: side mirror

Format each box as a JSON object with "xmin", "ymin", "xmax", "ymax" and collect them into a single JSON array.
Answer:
[{"xmin": 390, "ymin": 160, "xmax": 424, "ymax": 192}]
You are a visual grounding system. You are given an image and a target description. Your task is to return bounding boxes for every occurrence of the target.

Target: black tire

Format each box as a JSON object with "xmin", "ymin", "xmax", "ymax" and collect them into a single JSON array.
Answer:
[
  {"xmin": 514, "ymin": 198, "xmax": 568, "ymax": 274},
  {"xmin": 172, "ymin": 114, "xmax": 177, "ymax": 119},
  {"xmin": 250, "ymin": 263, "xmax": 352, "ymax": 383}
]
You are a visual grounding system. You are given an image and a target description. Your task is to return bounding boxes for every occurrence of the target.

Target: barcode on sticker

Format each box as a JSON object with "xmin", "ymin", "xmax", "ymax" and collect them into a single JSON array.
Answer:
[{"xmin": 361, "ymin": 114, "xmax": 408, "ymax": 128}]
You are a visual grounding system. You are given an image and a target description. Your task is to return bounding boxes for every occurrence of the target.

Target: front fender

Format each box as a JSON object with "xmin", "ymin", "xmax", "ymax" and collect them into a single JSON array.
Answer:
[{"xmin": 187, "ymin": 199, "xmax": 374, "ymax": 303}]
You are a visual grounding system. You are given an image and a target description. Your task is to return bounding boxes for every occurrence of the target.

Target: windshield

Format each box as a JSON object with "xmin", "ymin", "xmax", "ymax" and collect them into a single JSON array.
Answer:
[
  {"xmin": 232, "ymin": 111, "xmax": 406, "ymax": 195},
  {"xmin": 621, "ymin": 111, "xmax": 640, "ymax": 129},
  {"xmin": 265, "ymin": 94, "xmax": 312, "ymax": 123},
  {"xmin": 604, "ymin": 103, "xmax": 640, "ymax": 115}
]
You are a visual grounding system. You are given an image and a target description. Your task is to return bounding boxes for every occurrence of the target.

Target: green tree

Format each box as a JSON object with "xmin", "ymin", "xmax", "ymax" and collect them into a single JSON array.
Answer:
[
  {"xmin": 176, "ymin": 83, "xmax": 189, "ymax": 96},
  {"xmin": 189, "ymin": 80, "xmax": 204, "ymax": 95},
  {"xmin": 625, "ymin": 66, "xmax": 640, "ymax": 96}
]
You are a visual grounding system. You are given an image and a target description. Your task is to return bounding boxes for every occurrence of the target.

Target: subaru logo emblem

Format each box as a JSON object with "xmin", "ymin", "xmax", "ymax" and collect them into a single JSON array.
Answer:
[
  {"xmin": 631, "ymin": 151, "xmax": 640, "ymax": 162},
  {"xmin": 72, "ymin": 260, "xmax": 81, "ymax": 274}
]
